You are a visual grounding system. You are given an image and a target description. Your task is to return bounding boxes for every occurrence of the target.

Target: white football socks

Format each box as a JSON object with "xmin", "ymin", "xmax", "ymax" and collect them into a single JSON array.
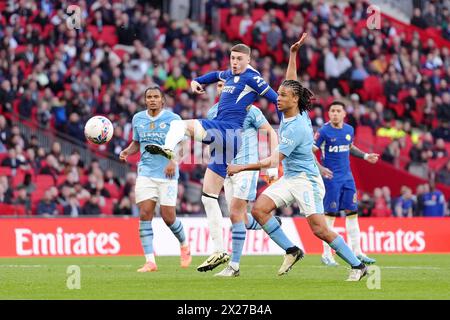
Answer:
[
  {"xmin": 346, "ymin": 214, "xmax": 362, "ymax": 256},
  {"xmin": 164, "ymin": 119, "xmax": 187, "ymax": 151},
  {"xmin": 323, "ymin": 215, "xmax": 336, "ymax": 258},
  {"xmin": 201, "ymin": 193, "xmax": 224, "ymax": 253}
]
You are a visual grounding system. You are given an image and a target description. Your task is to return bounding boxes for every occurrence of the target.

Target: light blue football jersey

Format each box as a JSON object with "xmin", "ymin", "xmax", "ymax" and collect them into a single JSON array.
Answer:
[
  {"xmin": 278, "ymin": 112, "xmax": 320, "ymax": 178},
  {"xmin": 207, "ymin": 103, "xmax": 268, "ymax": 165},
  {"xmin": 132, "ymin": 109, "xmax": 181, "ymax": 180}
]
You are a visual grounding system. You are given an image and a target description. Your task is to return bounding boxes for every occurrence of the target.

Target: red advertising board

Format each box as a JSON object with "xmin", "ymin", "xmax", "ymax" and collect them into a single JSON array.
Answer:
[
  {"xmin": 293, "ymin": 217, "xmax": 450, "ymax": 254},
  {"xmin": 0, "ymin": 217, "xmax": 449, "ymax": 257}
]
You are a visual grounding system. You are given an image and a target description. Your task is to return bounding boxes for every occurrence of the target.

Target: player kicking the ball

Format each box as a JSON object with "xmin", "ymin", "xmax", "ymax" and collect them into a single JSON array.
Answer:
[
  {"xmin": 119, "ymin": 86, "xmax": 192, "ymax": 272},
  {"xmin": 227, "ymin": 33, "xmax": 368, "ymax": 281},
  {"xmin": 200, "ymin": 81, "xmax": 279, "ymax": 276},
  {"xmin": 313, "ymin": 101, "xmax": 379, "ymax": 267},
  {"xmin": 147, "ymin": 44, "xmax": 278, "ymax": 272}
]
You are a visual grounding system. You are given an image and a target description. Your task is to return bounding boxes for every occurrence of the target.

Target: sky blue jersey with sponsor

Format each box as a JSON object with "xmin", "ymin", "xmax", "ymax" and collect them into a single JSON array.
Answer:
[
  {"xmin": 194, "ymin": 65, "xmax": 278, "ymax": 127},
  {"xmin": 132, "ymin": 109, "xmax": 181, "ymax": 180},
  {"xmin": 278, "ymin": 112, "xmax": 320, "ymax": 178},
  {"xmin": 314, "ymin": 122, "xmax": 354, "ymax": 181},
  {"xmin": 207, "ymin": 103, "xmax": 268, "ymax": 165}
]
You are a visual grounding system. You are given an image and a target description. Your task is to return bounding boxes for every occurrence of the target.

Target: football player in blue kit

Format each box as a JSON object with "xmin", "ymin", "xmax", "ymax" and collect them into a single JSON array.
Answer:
[
  {"xmin": 119, "ymin": 86, "xmax": 192, "ymax": 272},
  {"xmin": 313, "ymin": 101, "xmax": 379, "ymax": 266},
  {"xmin": 147, "ymin": 44, "xmax": 279, "ymax": 271},
  {"xmin": 201, "ymin": 81, "xmax": 279, "ymax": 276}
]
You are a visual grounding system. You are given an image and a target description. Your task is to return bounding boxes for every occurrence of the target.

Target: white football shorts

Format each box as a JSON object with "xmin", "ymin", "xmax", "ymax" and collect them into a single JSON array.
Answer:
[
  {"xmin": 135, "ymin": 176, "xmax": 178, "ymax": 206},
  {"xmin": 224, "ymin": 170, "xmax": 259, "ymax": 205},
  {"xmin": 262, "ymin": 172, "xmax": 325, "ymax": 217}
]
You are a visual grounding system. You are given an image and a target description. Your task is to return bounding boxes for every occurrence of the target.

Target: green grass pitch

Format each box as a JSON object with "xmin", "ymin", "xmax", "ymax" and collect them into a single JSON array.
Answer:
[{"xmin": 1, "ymin": 254, "xmax": 449, "ymax": 300}]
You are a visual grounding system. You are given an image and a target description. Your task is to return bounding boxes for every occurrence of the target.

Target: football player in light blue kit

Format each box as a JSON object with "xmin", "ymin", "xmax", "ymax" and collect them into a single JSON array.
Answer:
[
  {"xmin": 119, "ymin": 86, "xmax": 192, "ymax": 272},
  {"xmin": 148, "ymin": 44, "xmax": 279, "ymax": 271},
  {"xmin": 228, "ymin": 33, "xmax": 369, "ymax": 281},
  {"xmin": 202, "ymin": 81, "xmax": 279, "ymax": 277},
  {"xmin": 314, "ymin": 101, "xmax": 379, "ymax": 267}
]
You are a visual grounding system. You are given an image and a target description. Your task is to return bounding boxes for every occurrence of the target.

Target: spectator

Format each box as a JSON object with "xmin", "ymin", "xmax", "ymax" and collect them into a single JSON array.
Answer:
[
  {"xmin": 63, "ymin": 194, "xmax": 82, "ymax": 217},
  {"xmin": 432, "ymin": 138, "xmax": 449, "ymax": 159},
  {"xmin": 17, "ymin": 173, "xmax": 36, "ymax": 195},
  {"xmin": 113, "ymin": 197, "xmax": 132, "ymax": 215},
  {"xmin": 164, "ymin": 67, "xmax": 188, "ymax": 92},
  {"xmin": 13, "ymin": 186, "xmax": 32, "ymax": 215},
  {"xmin": 36, "ymin": 190, "xmax": 59, "ymax": 216},
  {"xmin": 82, "ymin": 194, "xmax": 102, "ymax": 215},
  {"xmin": 381, "ymin": 140, "xmax": 401, "ymax": 166},
  {"xmin": 40, "ymin": 154, "xmax": 62, "ymax": 181},
  {"xmin": 0, "ymin": 184, "xmax": 12, "ymax": 204},
  {"xmin": 436, "ymin": 160, "xmax": 450, "ymax": 185},
  {"xmin": 371, "ymin": 187, "xmax": 392, "ymax": 217},
  {"xmin": 358, "ymin": 192, "xmax": 374, "ymax": 217},
  {"xmin": 394, "ymin": 186, "xmax": 415, "ymax": 218},
  {"xmin": 1, "ymin": 148, "xmax": 26, "ymax": 170},
  {"xmin": 410, "ymin": 8, "xmax": 428, "ymax": 29},
  {"xmin": 422, "ymin": 182, "xmax": 448, "ymax": 217}
]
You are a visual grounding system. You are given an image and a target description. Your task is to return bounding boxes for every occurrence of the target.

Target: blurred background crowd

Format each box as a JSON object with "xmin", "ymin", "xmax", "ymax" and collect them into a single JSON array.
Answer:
[{"xmin": 0, "ymin": 0, "xmax": 448, "ymax": 217}]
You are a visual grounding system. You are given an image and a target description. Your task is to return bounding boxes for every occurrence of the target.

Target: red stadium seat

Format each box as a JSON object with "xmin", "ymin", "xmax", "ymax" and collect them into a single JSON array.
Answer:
[
  {"xmin": 104, "ymin": 183, "xmax": 121, "ymax": 198},
  {"xmin": 35, "ymin": 174, "xmax": 55, "ymax": 188},
  {"xmin": 101, "ymin": 198, "xmax": 114, "ymax": 215},
  {"xmin": 355, "ymin": 126, "xmax": 374, "ymax": 148},
  {"xmin": 374, "ymin": 136, "xmax": 392, "ymax": 154},
  {"xmin": 0, "ymin": 166, "xmax": 12, "ymax": 176}
]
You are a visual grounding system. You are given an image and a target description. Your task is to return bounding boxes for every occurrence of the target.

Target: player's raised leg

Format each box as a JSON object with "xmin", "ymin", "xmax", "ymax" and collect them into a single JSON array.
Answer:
[
  {"xmin": 197, "ymin": 168, "xmax": 229, "ymax": 272},
  {"xmin": 137, "ymin": 198, "xmax": 158, "ymax": 272},
  {"xmin": 147, "ymin": 119, "xmax": 205, "ymax": 159}
]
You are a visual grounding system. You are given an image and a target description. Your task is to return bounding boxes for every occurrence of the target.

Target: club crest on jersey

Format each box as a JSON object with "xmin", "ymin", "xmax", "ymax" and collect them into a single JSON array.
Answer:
[
  {"xmin": 346, "ymin": 134, "xmax": 351, "ymax": 141},
  {"xmin": 234, "ymin": 76, "xmax": 240, "ymax": 83},
  {"xmin": 160, "ymin": 123, "xmax": 167, "ymax": 129},
  {"xmin": 150, "ymin": 122, "xmax": 155, "ymax": 130}
]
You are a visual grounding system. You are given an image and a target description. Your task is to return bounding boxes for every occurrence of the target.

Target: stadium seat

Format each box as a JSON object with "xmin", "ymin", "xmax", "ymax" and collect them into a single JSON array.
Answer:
[
  {"xmin": 0, "ymin": 203, "xmax": 25, "ymax": 216},
  {"xmin": 101, "ymin": 198, "xmax": 114, "ymax": 215},
  {"xmin": 35, "ymin": 174, "xmax": 55, "ymax": 188},
  {"xmin": 0, "ymin": 166, "xmax": 12, "ymax": 176},
  {"xmin": 355, "ymin": 126, "xmax": 374, "ymax": 148},
  {"xmin": 104, "ymin": 183, "xmax": 121, "ymax": 198}
]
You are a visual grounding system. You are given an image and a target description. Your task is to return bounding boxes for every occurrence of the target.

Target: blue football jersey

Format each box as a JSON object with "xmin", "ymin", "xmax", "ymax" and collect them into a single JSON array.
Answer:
[
  {"xmin": 278, "ymin": 112, "xmax": 320, "ymax": 178},
  {"xmin": 314, "ymin": 123, "xmax": 354, "ymax": 181},
  {"xmin": 195, "ymin": 65, "xmax": 273, "ymax": 127},
  {"xmin": 207, "ymin": 103, "xmax": 268, "ymax": 165},
  {"xmin": 422, "ymin": 191, "xmax": 446, "ymax": 217},
  {"xmin": 132, "ymin": 109, "xmax": 181, "ymax": 180}
]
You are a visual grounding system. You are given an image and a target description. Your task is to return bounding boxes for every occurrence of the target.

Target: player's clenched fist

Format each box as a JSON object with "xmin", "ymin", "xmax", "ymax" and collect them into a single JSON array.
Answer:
[{"xmin": 190, "ymin": 80, "xmax": 205, "ymax": 94}]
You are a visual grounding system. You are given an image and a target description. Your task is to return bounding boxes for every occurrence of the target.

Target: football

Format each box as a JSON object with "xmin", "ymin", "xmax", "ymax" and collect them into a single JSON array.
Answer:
[{"xmin": 84, "ymin": 116, "xmax": 114, "ymax": 145}]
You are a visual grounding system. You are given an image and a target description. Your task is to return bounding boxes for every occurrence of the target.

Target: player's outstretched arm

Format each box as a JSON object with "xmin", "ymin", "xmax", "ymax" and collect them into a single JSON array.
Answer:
[
  {"xmin": 286, "ymin": 33, "xmax": 307, "ymax": 81},
  {"xmin": 350, "ymin": 144, "xmax": 379, "ymax": 164},
  {"xmin": 191, "ymin": 70, "xmax": 229, "ymax": 94},
  {"xmin": 119, "ymin": 141, "xmax": 140, "ymax": 162}
]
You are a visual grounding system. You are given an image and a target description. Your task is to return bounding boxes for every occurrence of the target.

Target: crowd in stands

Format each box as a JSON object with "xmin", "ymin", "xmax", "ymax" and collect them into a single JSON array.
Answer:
[{"xmin": 0, "ymin": 0, "xmax": 449, "ymax": 216}]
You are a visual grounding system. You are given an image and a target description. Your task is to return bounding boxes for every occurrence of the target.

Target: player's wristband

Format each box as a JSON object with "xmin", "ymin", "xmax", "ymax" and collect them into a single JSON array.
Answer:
[{"xmin": 363, "ymin": 153, "xmax": 369, "ymax": 160}]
